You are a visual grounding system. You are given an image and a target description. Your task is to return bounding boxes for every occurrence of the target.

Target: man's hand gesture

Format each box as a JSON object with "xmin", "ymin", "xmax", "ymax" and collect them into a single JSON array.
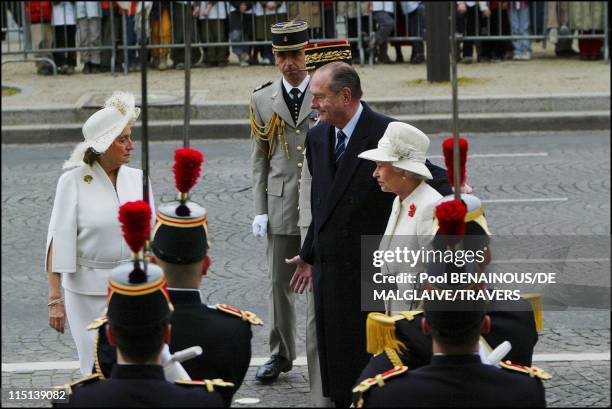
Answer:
[{"xmin": 287, "ymin": 255, "xmax": 313, "ymax": 294}]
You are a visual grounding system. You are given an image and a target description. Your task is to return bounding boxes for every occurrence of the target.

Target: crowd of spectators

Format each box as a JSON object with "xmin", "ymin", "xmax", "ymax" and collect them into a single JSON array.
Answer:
[{"xmin": 3, "ymin": 1, "xmax": 609, "ymax": 76}]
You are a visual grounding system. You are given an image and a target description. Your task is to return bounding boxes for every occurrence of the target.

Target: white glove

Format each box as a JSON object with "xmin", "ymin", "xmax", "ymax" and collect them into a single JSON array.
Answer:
[
  {"xmin": 160, "ymin": 344, "xmax": 203, "ymax": 381},
  {"xmin": 252, "ymin": 214, "xmax": 268, "ymax": 238}
]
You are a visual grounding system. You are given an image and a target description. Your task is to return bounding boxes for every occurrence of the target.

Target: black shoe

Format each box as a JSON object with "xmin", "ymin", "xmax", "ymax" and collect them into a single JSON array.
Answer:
[
  {"xmin": 82, "ymin": 62, "xmax": 91, "ymax": 74},
  {"xmin": 411, "ymin": 54, "xmax": 425, "ymax": 64},
  {"xmin": 255, "ymin": 355, "xmax": 292, "ymax": 382}
]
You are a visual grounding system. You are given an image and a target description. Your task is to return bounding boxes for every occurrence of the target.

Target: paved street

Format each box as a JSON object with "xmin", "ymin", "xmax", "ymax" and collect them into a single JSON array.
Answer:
[{"xmin": 1, "ymin": 130, "xmax": 610, "ymax": 407}]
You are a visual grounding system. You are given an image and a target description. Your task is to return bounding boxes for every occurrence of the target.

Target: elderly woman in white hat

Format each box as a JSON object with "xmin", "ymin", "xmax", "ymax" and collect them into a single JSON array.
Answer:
[
  {"xmin": 359, "ymin": 122, "xmax": 442, "ymax": 313},
  {"xmin": 45, "ymin": 91, "xmax": 155, "ymax": 375}
]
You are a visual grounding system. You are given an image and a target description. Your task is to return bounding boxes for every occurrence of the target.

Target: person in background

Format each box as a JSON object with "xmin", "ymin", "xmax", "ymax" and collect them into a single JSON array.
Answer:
[
  {"xmin": 337, "ymin": 1, "xmax": 370, "ymax": 63},
  {"xmin": 371, "ymin": 1, "xmax": 396, "ymax": 64},
  {"xmin": 170, "ymin": 1, "xmax": 200, "ymax": 70},
  {"xmin": 228, "ymin": 1, "xmax": 254, "ymax": 67},
  {"xmin": 400, "ymin": 1, "xmax": 426, "ymax": 64},
  {"xmin": 51, "ymin": 1, "xmax": 77, "ymax": 75},
  {"xmin": 99, "ymin": 1, "xmax": 123, "ymax": 72},
  {"xmin": 76, "ymin": 1, "xmax": 102, "ymax": 74},
  {"xmin": 546, "ymin": 1, "xmax": 576, "ymax": 57},
  {"xmin": 571, "ymin": 1, "xmax": 605, "ymax": 60},
  {"xmin": 252, "ymin": 1, "xmax": 287, "ymax": 65},
  {"xmin": 479, "ymin": 1, "xmax": 512, "ymax": 62},
  {"xmin": 287, "ymin": 2, "xmax": 322, "ymax": 39},
  {"xmin": 25, "ymin": 1, "xmax": 55, "ymax": 76},
  {"xmin": 457, "ymin": 1, "xmax": 490, "ymax": 64},
  {"xmin": 150, "ymin": 0, "xmax": 171, "ymax": 70},
  {"xmin": 197, "ymin": 1, "xmax": 230, "ymax": 67},
  {"xmin": 510, "ymin": 1, "xmax": 532, "ymax": 60}
]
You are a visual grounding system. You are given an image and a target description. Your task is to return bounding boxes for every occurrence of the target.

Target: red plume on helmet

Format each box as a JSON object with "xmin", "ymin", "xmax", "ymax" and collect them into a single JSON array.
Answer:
[
  {"xmin": 173, "ymin": 148, "xmax": 205, "ymax": 195},
  {"xmin": 442, "ymin": 137, "xmax": 468, "ymax": 187},
  {"xmin": 118, "ymin": 201, "xmax": 152, "ymax": 254},
  {"xmin": 436, "ymin": 199, "xmax": 467, "ymax": 237}
]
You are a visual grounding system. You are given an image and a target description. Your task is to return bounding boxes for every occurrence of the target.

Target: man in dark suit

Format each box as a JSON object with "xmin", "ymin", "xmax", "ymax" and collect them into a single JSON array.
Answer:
[
  {"xmin": 90, "ymin": 148, "xmax": 260, "ymax": 406},
  {"xmin": 287, "ymin": 62, "xmax": 451, "ymax": 406},
  {"xmin": 352, "ymin": 288, "xmax": 548, "ymax": 408}
]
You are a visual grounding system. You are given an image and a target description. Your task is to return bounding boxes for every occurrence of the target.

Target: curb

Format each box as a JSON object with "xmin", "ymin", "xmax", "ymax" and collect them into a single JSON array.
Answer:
[{"xmin": 2, "ymin": 111, "xmax": 609, "ymax": 144}]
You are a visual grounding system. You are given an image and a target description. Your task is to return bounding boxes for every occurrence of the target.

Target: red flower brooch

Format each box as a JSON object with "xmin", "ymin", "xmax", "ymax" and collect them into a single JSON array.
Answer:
[{"xmin": 408, "ymin": 203, "xmax": 416, "ymax": 217}]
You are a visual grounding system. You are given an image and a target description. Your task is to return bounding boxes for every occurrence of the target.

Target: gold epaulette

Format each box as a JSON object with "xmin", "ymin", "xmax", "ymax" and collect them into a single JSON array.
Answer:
[
  {"xmin": 499, "ymin": 360, "xmax": 552, "ymax": 380},
  {"xmin": 87, "ymin": 316, "xmax": 108, "ymax": 331},
  {"xmin": 396, "ymin": 310, "xmax": 424, "ymax": 321},
  {"xmin": 54, "ymin": 373, "xmax": 102, "ymax": 395},
  {"xmin": 216, "ymin": 303, "xmax": 263, "ymax": 326},
  {"xmin": 175, "ymin": 378, "xmax": 235, "ymax": 393},
  {"xmin": 352, "ymin": 366, "xmax": 408, "ymax": 408},
  {"xmin": 253, "ymin": 81, "xmax": 273, "ymax": 93}
]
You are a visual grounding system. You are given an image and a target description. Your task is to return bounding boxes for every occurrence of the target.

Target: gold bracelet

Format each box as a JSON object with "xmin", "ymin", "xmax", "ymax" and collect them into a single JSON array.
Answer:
[{"xmin": 47, "ymin": 298, "xmax": 64, "ymax": 307}]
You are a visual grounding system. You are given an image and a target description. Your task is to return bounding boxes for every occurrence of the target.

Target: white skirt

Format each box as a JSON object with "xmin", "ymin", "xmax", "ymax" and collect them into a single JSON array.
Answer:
[{"xmin": 64, "ymin": 289, "xmax": 106, "ymax": 376}]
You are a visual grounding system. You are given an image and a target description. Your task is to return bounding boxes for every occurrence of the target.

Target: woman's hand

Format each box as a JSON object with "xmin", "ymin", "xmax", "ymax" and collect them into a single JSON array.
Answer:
[{"xmin": 49, "ymin": 299, "xmax": 66, "ymax": 334}]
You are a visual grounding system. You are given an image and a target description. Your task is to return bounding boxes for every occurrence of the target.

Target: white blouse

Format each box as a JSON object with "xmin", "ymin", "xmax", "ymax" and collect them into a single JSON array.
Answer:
[{"xmin": 46, "ymin": 162, "xmax": 155, "ymax": 295}]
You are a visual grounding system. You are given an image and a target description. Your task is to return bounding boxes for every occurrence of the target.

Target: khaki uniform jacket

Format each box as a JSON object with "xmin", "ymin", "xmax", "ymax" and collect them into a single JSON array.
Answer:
[{"xmin": 251, "ymin": 78, "xmax": 315, "ymax": 236}]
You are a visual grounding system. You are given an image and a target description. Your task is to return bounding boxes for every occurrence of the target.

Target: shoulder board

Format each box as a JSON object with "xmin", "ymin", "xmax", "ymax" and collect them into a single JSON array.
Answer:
[
  {"xmin": 54, "ymin": 373, "xmax": 102, "ymax": 395},
  {"xmin": 352, "ymin": 366, "xmax": 408, "ymax": 394},
  {"xmin": 215, "ymin": 303, "xmax": 263, "ymax": 326},
  {"xmin": 253, "ymin": 81, "xmax": 273, "ymax": 93},
  {"xmin": 175, "ymin": 378, "xmax": 235, "ymax": 393},
  {"xmin": 383, "ymin": 348, "xmax": 404, "ymax": 368},
  {"xmin": 87, "ymin": 316, "xmax": 108, "ymax": 331},
  {"xmin": 499, "ymin": 360, "xmax": 552, "ymax": 380}
]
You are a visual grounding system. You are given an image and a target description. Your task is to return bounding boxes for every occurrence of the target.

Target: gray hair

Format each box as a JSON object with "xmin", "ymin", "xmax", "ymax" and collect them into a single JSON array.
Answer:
[
  {"xmin": 319, "ymin": 61, "xmax": 363, "ymax": 100},
  {"xmin": 392, "ymin": 167, "xmax": 428, "ymax": 181}
]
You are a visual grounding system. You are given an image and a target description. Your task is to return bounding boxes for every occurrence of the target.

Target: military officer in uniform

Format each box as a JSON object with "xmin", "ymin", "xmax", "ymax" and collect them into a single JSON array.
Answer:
[
  {"xmin": 250, "ymin": 20, "xmax": 313, "ymax": 382},
  {"xmin": 352, "ymin": 211, "xmax": 550, "ymax": 407},
  {"xmin": 54, "ymin": 200, "xmax": 229, "ymax": 408},
  {"xmin": 89, "ymin": 148, "xmax": 261, "ymax": 406}
]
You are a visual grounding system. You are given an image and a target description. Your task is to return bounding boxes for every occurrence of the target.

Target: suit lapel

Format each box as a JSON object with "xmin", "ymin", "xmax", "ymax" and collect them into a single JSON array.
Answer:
[
  {"xmin": 319, "ymin": 105, "xmax": 373, "ymax": 228},
  {"xmin": 296, "ymin": 86, "xmax": 313, "ymax": 126},
  {"xmin": 271, "ymin": 81, "xmax": 295, "ymax": 127}
]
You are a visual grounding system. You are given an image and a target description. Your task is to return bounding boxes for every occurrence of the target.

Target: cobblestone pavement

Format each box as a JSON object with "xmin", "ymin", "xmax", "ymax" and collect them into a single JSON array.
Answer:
[
  {"xmin": 2, "ymin": 131, "xmax": 610, "ymax": 407},
  {"xmin": 1, "ymin": 361, "xmax": 609, "ymax": 408}
]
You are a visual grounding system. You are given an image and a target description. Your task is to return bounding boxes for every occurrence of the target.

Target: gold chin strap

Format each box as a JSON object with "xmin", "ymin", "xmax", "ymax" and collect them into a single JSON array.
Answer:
[{"xmin": 250, "ymin": 97, "xmax": 289, "ymax": 160}]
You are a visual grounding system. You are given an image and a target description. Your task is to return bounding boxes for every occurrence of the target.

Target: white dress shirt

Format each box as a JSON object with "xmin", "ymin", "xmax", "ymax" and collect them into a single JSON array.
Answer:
[
  {"xmin": 334, "ymin": 102, "xmax": 363, "ymax": 151},
  {"xmin": 282, "ymin": 74, "xmax": 311, "ymax": 100}
]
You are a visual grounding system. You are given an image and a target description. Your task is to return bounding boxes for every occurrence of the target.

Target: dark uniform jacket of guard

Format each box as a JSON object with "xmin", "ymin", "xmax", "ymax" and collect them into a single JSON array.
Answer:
[
  {"xmin": 357, "ymin": 298, "xmax": 538, "ymax": 382},
  {"xmin": 54, "ymin": 365, "xmax": 225, "ymax": 408},
  {"xmin": 299, "ymin": 102, "xmax": 451, "ymax": 402},
  {"xmin": 355, "ymin": 355, "xmax": 546, "ymax": 408},
  {"xmin": 93, "ymin": 289, "xmax": 253, "ymax": 406}
]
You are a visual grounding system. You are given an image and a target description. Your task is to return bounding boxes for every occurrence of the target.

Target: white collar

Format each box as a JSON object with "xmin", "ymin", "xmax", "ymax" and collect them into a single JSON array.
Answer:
[
  {"xmin": 336, "ymin": 102, "xmax": 363, "ymax": 139},
  {"xmin": 167, "ymin": 287, "xmax": 204, "ymax": 303},
  {"xmin": 282, "ymin": 75, "xmax": 310, "ymax": 96}
]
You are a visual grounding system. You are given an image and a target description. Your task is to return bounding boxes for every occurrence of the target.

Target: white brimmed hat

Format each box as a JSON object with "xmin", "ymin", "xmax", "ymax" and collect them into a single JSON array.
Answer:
[
  {"xmin": 358, "ymin": 122, "xmax": 432, "ymax": 179},
  {"xmin": 63, "ymin": 91, "xmax": 140, "ymax": 169}
]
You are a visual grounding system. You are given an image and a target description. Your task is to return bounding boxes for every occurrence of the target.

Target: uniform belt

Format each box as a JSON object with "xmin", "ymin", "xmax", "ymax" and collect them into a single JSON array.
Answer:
[{"xmin": 77, "ymin": 257, "xmax": 130, "ymax": 269}]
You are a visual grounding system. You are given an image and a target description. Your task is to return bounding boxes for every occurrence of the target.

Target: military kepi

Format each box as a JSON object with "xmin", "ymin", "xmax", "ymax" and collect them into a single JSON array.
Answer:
[
  {"xmin": 153, "ymin": 149, "xmax": 208, "ymax": 265},
  {"xmin": 107, "ymin": 200, "xmax": 173, "ymax": 329},
  {"xmin": 304, "ymin": 40, "xmax": 352, "ymax": 70},
  {"xmin": 271, "ymin": 20, "xmax": 309, "ymax": 51}
]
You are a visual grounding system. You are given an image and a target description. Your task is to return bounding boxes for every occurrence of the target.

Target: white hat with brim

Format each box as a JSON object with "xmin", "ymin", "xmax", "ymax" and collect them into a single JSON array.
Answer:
[
  {"xmin": 63, "ymin": 91, "xmax": 140, "ymax": 169},
  {"xmin": 358, "ymin": 121, "xmax": 433, "ymax": 180}
]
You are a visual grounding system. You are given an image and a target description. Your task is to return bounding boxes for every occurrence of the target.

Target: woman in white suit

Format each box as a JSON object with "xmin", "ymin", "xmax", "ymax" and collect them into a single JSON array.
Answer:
[
  {"xmin": 359, "ymin": 122, "xmax": 442, "ymax": 313},
  {"xmin": 45, "ymin": 91, "xmax": 155, "ymax": 375}
]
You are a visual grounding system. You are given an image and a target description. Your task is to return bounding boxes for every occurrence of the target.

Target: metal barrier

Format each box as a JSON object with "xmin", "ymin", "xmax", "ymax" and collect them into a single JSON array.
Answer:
[{"xmin": 2, "ymin": 1, "xmax": 609, "ymax": 75}]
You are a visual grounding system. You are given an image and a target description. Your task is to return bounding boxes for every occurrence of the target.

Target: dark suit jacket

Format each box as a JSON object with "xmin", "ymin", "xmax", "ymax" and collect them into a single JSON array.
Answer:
[
  {"xmin": 299, "ymin": 102, "xmax": 450, "ymax": 402},
  {"xmin": 356, "ymin": 355, "xmax": 546, "ymax": 408},
  {"xmin": 55, "ymin": 365, "xmax": 225, "ymax": 408},
  {"xmin": 93, "ymin": 290, "xmax": 252, "ymax": 407}
]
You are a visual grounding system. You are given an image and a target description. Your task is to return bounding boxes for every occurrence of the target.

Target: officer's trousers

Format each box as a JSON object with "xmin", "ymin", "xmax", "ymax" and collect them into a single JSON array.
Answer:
[
  {"xmin": 64, "ymin": 290, "xmax": 106, "ymax": 376},
  {"xmin": 267, "ymin": 234, "xmax": 299, "ymax": 360}
]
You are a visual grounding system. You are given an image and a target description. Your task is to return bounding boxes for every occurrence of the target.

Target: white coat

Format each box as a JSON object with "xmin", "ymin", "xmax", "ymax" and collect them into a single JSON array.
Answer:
[
  {"xmin": 45, "ymin": 161, "xmax": 155, "ymax": 296},
  {"xmin": 378, "ymin": 180, "xmax": 442, "ymax": 312}
]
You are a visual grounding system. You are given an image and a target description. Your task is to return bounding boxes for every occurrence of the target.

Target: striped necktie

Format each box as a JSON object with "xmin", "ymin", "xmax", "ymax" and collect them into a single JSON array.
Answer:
[{"xmin": 334, "ymin": 130, "xmax": 347, "ymax": 163}]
